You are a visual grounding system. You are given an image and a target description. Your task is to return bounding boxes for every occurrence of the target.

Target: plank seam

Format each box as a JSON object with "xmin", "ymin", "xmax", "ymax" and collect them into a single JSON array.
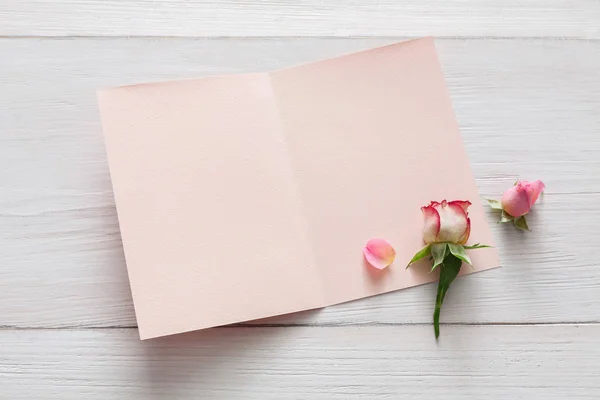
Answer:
[
  {"xmin": 1, "ymin": 321, "xmax": 599, "ymax": 331},
  {"xmin": 0, "ymin": 36, "xmax": 598, "ymax": 41}
]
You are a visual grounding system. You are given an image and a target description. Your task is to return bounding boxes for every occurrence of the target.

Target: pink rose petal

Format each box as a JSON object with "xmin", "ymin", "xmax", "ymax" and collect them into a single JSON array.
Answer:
[
  {"xmin": 450, "ymin": 200, "xmax": 472, "ymax": 213},
  {"xmin": 363, "ymin": 238, "xmax": 396, "ymax": 270},
  {"xmin": 459, "ymin": 217, "xmax": 471, "ymax": 244},
  {"xmin": 521, "ymin": 180, "xmax": 545, "ymax": 206},
  {"xmin": 421, "ymin": 204, "xmax": 441, "ymax": 244}
]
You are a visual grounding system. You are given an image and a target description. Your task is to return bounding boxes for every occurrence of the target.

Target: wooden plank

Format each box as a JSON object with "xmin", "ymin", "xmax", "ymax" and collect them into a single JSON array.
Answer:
[
  {"xmin": 0, "ymin": 0, "xmax": 598, "ymax": 38},
  {"xmin": 1, "ymin": 325, "xmax": 599, "ymax": 399},
  {"xmin": 1, "ymin": 38, "xmax": 599, "ymax": 327}
]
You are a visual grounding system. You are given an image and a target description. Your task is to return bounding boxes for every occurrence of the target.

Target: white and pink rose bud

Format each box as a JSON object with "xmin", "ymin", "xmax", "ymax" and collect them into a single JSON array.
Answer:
[
  {"xmin": 407, "ymin": 199, "xmax": 491, "ymax": 339},
  {"xmin": 421, "ymin": 200, "xmax": 471, "ymax": 245}
]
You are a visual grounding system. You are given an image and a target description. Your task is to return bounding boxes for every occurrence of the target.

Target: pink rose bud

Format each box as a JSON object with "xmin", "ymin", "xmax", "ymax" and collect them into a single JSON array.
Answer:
[
  {"xmin": 501, "ymin": 180, "xmax": 545, "ymax": 217},
  {"xmin": 421, "ymin": 200, "xmax": 471, "ymax": 245}
]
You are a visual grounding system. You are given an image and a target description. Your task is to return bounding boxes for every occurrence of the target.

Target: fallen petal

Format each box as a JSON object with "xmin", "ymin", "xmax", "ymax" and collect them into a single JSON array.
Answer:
[{"xmin": 363, "ymin": 238, "xmax": 396, "ymax": 270}]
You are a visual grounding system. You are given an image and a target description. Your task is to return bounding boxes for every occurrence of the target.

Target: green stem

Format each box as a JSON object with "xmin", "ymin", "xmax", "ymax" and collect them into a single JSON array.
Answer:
[
  {"xmin": 433, "ymin": 253, "xmax": 463, "ymax": 339},
  {"xmin": 433, "ymin": 283, "xmax": 443, "ymax": 338}
]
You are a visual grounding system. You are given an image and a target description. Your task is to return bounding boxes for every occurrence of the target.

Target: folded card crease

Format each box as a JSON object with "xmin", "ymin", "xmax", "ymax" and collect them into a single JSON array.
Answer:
[{"xmin": 98, "ymin": 38, "xmax": 500, "ymax": 339}]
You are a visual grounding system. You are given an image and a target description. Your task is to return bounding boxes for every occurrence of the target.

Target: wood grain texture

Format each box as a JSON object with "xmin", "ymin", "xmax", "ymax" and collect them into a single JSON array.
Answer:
[
  {"xmin": 1, "ymin": 38, "xmax": 599, "ymax": 328},
  {"xmin": 1, "ymin": 325, "xmax": 599, "ymax": 399},
  {"xmin": 2, "ymin": 1, "xmax": 599, "ymax": 398},
  {"xmin": 1, "ymin": 0, "xmax": 599, "ymax": 38}
]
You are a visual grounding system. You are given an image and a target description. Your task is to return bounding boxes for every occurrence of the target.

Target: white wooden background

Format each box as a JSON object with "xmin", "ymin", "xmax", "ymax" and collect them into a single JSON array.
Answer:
[{"xmin": 1, "ymin": 1, "xmax": 600, "ymax": 398}]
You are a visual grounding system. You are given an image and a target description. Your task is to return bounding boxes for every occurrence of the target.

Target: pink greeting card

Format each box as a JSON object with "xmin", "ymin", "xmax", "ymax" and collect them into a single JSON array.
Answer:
[{"xmin": 98, "ymin": 37, "xmax": 500, "ymax": 339}]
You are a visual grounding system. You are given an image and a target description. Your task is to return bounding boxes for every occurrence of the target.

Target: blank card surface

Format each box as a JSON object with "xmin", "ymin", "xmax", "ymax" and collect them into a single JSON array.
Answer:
[{"xmin": 98, "ymin": 38, "xmax": 500, "ymax": 339}]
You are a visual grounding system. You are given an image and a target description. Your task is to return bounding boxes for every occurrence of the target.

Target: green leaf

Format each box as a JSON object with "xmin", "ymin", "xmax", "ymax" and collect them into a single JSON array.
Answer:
[
  {"xmin": 499, "ymin": 210, "xmax": 514, "ymax": 223},
  {"xmin": 430, "ymin": 243, "xmax": 447, "ymax": 272},
  {"xmin": 433, "ymin": 253, "xmax": 462, "ymax": 339},
  {"xmin": 406, "ymin": 244, "xmax": 431, "ymax": 269},
  {"xmin": 486, "ymin": 199, "xmax": 503, "ymax": 210},
  {"xmin": 514, "ymin": 215, "xmax": 530, "ymax": 231},
  {"xmin": 447, "ymin": 243, "xmax": 472, "ymax": 266},
  {"xmin": 463, "ymin": 243, "xmax": 493, "ymax": 250}
]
